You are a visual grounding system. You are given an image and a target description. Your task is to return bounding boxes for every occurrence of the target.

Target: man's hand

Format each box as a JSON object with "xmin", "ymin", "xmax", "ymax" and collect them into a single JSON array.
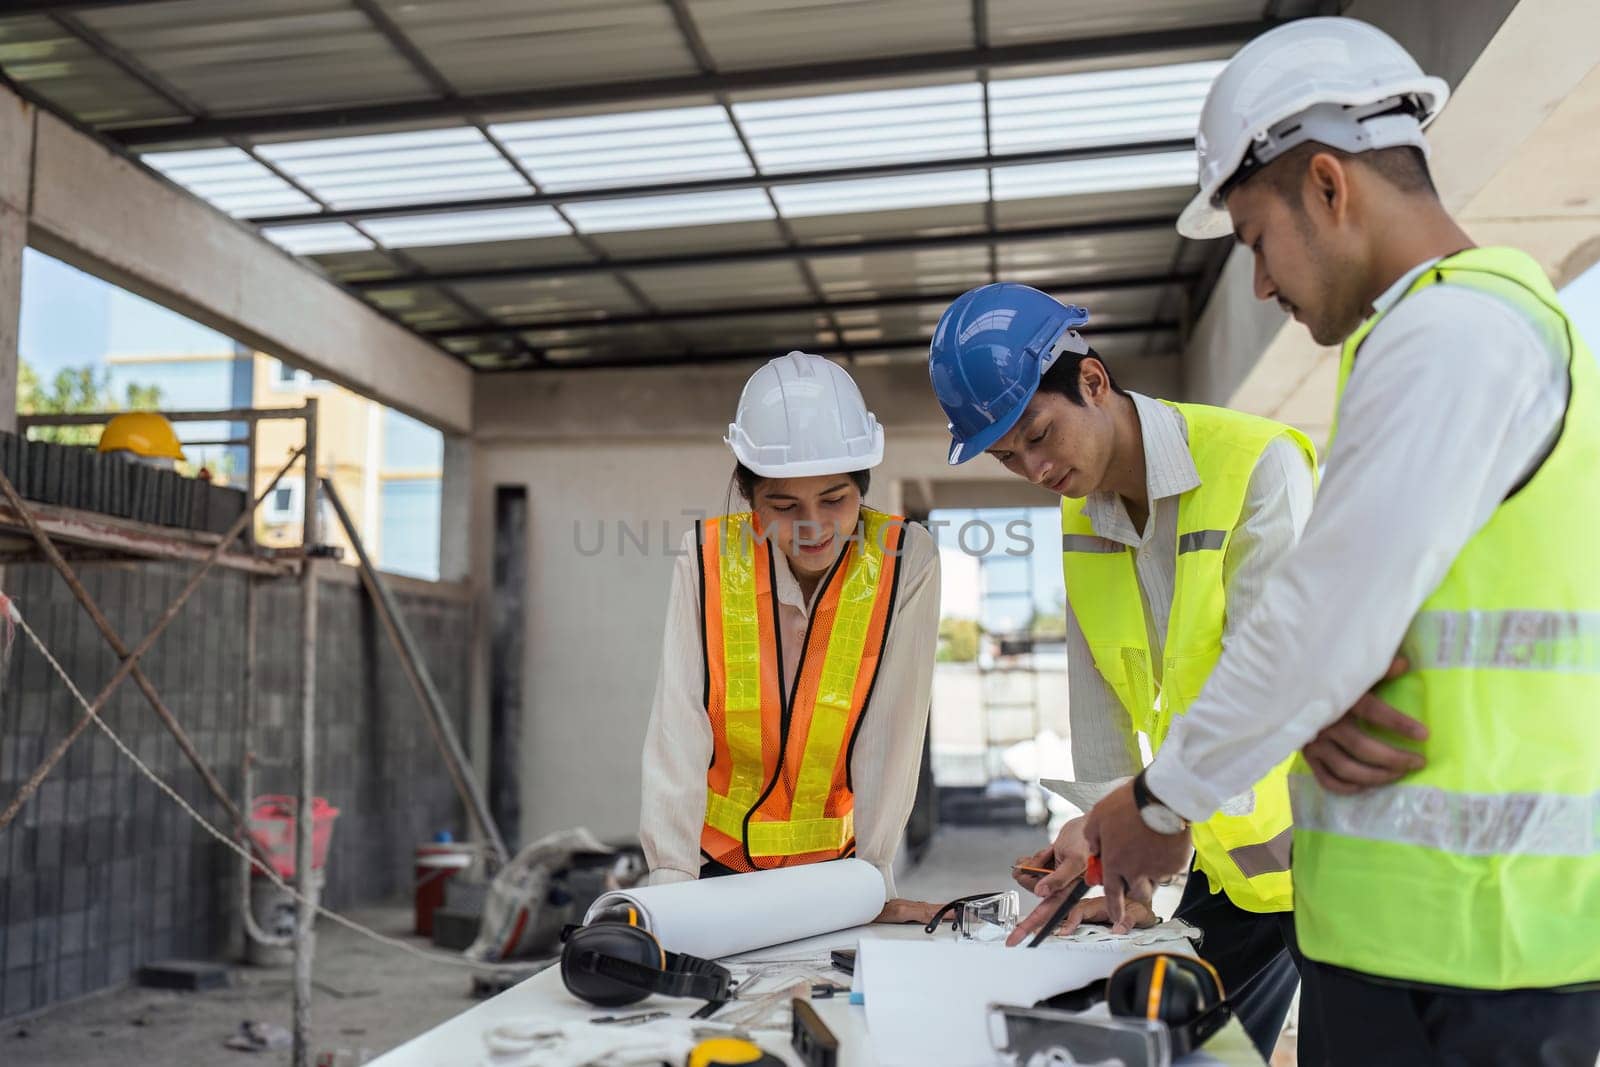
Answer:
[
  {"xmin": 1007, "ymin": 893, "xmax": 1157, "ymax": 945},
  {"xmin": 1083, "ymin": 781, "xmax": 1192, "ymax": 929},
  {"xmin": 1012, "ymin": 816, "xmax": 1090, "ymax": 895},
  {"xmin": 873, "ymin": 898, "xmax": 941, "ymax": 925},
  {"xmin": 1302, "ymin": 657, "xmax": 1428, "ymax": 795}
]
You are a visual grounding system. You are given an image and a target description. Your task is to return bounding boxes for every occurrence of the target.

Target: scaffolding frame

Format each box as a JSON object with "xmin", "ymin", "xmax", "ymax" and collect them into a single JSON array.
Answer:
[{"xmin": 4, "ymin": 402, "xmax": 324, "ymax": 1066}]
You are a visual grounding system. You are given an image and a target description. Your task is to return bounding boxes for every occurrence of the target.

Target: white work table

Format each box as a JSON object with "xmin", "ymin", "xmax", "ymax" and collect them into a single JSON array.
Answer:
[{"xmin": 372, "ymin": 924, "xmax": 1264, "ymax": 1067}]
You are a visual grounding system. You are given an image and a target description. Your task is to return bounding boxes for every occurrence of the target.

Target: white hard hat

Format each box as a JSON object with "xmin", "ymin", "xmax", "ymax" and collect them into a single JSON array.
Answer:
[
  {"xmin": 725, "ymin": 351, "xmax": 885, "ymax": 478},
  {"xmin": 1178, "ymin": 17, "xmax": 1450, "ymax": 239}
]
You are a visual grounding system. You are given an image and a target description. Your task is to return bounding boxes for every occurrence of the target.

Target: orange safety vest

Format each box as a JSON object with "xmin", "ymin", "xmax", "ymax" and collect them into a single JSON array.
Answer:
[{"xmin": 696, "ymin": 508, "xmax": 906, "ymax": 872}]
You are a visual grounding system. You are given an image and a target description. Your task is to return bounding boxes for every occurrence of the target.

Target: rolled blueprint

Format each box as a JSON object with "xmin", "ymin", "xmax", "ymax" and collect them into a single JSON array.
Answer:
[{"xmin": 584, "ymin": 858, "xmax": 885, "ymax": 960}]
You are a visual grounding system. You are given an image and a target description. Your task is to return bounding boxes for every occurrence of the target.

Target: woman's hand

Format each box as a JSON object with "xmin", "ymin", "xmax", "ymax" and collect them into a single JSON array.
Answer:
[{"xmin": 873, "ymin": 898, "xmax": 942, "ymax": 925}]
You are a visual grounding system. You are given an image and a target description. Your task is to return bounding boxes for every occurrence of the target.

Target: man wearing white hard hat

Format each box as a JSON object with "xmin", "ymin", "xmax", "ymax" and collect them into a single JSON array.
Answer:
[
  {"xmin": 1077, "ymin": 17, "xmax": 1600, "ymax": 1064},
  {"xmin": 638, "ymin": 351, "xmax": 943, "ymax": 921}
]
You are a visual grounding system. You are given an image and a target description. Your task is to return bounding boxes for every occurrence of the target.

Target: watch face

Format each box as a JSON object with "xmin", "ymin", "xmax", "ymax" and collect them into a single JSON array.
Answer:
[{"xmin": 1139, "ymin": 804, "xmax": 1187, "ymax": 836}]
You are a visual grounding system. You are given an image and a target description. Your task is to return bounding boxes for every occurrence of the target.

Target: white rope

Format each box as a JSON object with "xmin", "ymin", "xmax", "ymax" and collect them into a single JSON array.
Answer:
[{"xmin": 7, "ymin": 602, "xmax": 535, "ymax": 975}]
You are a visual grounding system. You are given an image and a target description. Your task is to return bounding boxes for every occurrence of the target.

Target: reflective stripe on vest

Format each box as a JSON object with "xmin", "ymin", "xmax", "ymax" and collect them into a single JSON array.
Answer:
[
  {"xmin": 698, "ymin": 509, "xmax": 904, "ymax": 868},
  {"xmin": 1406, "ymin": 609, "xmax": 1600, "ymax": 672},
  {"xmin": 1291, "ymin": 247, "xmax": 1600, "ymax": 990},
  {"xmin": 1290, "ymin": 777, "xmax": 1598, "ymax": 858},
  {"xmin": 1062, "ymin": 402, "xmax": 1318, "ymax": 913}
]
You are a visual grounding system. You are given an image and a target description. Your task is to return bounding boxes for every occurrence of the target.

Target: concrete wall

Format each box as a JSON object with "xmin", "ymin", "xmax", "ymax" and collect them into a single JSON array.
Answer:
[
  {"xmin": 0, "ymin": 563, "xmax": 471, "ymax": 1020},
  {"xmin": 471, "ymin": 355, "xmax": 1179, "ymax": 842},
  {"xmin": 1176, "ymin": 0, "xmax": 1600, "ymax": 442}
]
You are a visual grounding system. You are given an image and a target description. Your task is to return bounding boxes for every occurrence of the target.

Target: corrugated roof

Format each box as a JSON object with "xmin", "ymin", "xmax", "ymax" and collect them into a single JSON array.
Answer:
[{"xmin": 0, "ymin": 0, "xmax": 1320, "ymax": 372}]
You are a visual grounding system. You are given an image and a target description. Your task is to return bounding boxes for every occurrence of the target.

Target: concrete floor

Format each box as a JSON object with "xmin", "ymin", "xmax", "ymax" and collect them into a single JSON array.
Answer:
[
  {"xmin": 1, "ymin": 906, "xmax": 471, "ymax": 1066},
  {"xmin": 1, "ymin": 826, "xmax": 1296, "ymax": 1065}
]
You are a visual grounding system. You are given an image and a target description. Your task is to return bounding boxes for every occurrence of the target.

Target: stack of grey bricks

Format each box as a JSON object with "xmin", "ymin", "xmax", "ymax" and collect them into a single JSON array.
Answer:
[
  {"xmin": 0, "ymin": 431, "xmax": 246, "ymax": 533},
  {"xmin": 0, "ymin": 562, "xmax": 471, "ymax": 1019}
]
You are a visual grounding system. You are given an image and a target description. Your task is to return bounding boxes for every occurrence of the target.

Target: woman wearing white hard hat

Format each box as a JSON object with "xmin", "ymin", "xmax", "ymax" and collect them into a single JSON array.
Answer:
[{"xmin": 638, "ymin": 351, "xmax": 940, "ymax": 918}]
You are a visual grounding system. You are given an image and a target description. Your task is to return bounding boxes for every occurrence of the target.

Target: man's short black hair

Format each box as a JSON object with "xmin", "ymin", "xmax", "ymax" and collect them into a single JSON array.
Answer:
[
  {"xmin": 1262, "ymin": 142, "xmax": 1437, "ymax": 203},
  {"xmin": 1034, "ymin": 344, "xmax": 1127, "ymax": 406}
]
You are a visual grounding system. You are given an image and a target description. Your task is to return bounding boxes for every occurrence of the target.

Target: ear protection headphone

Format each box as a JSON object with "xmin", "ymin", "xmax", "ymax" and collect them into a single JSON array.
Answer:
[
  {"xmin": 1039, "ymin": 952, "xmax": 1232, "ymax": 1058},
  {"xmin": 559, "ymin": 905, "xmax": 734, "ymax": 1010}
]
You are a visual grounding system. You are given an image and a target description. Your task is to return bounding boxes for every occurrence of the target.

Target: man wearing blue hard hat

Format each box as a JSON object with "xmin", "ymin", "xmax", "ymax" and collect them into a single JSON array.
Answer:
[{"xmin": 928, "ymin": 280, "xmax": 1324, "ymax": 1058}]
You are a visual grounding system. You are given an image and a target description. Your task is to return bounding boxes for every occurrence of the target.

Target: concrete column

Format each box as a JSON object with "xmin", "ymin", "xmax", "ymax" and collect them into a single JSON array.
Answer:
[
  {"xmin": 439, "ymin": 433, "xmax": 473, "ymax": 584},
  {"xmin": 0, "ymin": 95, "xmax": 35, "ymax": 434}
]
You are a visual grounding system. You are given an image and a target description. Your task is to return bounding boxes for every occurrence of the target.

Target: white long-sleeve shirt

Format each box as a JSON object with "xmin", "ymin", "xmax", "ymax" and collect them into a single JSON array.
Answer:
[
  {"xmin": 639, "ymin": 520, "xmax": 940, "ymax": 896},
  {"xmin": 1053, "ymin": 392, "xmax": 1316, "ymax": 814},
  {"xmin": 1146, "ymin": 257, "xmax": 1570, "ymax": 821}
]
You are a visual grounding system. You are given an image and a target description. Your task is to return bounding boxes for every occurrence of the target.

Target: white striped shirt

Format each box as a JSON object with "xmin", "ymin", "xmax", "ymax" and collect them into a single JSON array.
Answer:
[{"xmin": 1146, "ymin": 260, "xmax": 1568, "ymax": 820}]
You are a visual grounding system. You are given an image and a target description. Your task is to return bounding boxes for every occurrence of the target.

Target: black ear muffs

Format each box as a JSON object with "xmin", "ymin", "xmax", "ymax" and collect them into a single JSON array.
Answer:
[
  {"xmin": 559, "ymin": 908, "xmax": 734, "ymax": 1009},
  {"xmin": 1036, "ymin": 952, "xmax": 1232, "ymax": 1058},
  {"xmin": 1104, "ymin": 953, "xmax": 1231, "ymax": 1057}
]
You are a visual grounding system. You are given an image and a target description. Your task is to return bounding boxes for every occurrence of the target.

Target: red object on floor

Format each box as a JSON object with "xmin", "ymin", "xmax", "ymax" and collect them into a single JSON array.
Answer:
[{"xmin": 414, "ymin": 843, "xmax": 474, "ymax": 937}]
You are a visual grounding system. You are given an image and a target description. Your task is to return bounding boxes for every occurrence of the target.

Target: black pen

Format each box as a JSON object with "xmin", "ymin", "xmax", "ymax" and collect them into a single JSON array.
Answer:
[{"xmin": 1027, "ymin": 855, "xmax": 1103, "ymax": 948}]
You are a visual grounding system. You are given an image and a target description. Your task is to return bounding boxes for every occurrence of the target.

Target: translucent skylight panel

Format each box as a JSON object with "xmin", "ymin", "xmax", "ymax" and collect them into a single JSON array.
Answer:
[
  {"xmin": 261, "ymin": 224, "xmax": 375, "ymax": 256},
  {"xmin": 361, "ymin": 207, "xmax": 572, "ymax": 248},
  {"xmin": 143, "ymin": 147, "xmax": 317, "ymax": 218},
  {"xmin": 992, "ymin": 152, "xmax": 1197, "ymax": 201},
  {"xmin": 490, "ymin": 106, "xmax": 753, "ymax": 192},
  {"xmin": 254, "ymin": 127, "xmax": 531, "ymax": 210},
  {"xmin": 564, "ymin": 189, "xmax": 774, "ymax": 233},
  {"xmin": 734, "ymin": 83, "xmax": 986, "ymax": 172},
  {"xmin": 989, "ymin": 61, "xmax": 1224, "ymax": 154},
  {"xmin": 773, "ymin": 170, "xmax": 988, "ymax": 218}
]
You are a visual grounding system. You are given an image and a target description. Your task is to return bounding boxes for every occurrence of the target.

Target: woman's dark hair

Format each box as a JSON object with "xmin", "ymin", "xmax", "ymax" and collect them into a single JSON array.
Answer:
[
  {"xmin": 1034, "ymin": 344, "xmax": 1127, "ymax": 406},
  {"xmin": 732, "ymin": 464, "xmax": 870, "ymax": 505}
]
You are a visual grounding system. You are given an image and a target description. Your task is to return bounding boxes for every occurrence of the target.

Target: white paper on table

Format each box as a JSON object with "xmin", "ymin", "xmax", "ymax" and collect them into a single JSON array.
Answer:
[
  {"xmin": 584, "ymin": 858, "xmax": 884, "ymax": 960},
  {"xmin": 857, "ymin": 938, "xmax": 1149, "ymax": 1067}
]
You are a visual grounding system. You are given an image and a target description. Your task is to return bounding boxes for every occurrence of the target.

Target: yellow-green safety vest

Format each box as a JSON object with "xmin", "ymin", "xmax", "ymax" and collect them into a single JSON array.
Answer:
[
  {"xmin": 1290, "ymin": 246, "xmax": 1600, "ymax": 989},
  {"xmin": 1062, "ymin": 402, "xmax": 1318, "ymax": 913}
]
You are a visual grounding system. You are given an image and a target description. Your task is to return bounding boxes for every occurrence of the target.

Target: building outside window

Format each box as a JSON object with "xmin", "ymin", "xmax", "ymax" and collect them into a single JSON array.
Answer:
[{"xmin": 18, "ymin": 249, "xmax": 445, "ymax": 580}]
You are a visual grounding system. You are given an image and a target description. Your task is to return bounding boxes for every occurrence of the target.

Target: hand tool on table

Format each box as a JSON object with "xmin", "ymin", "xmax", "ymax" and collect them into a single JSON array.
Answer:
[{"xmin": 1027, "ymin": 855, "xmax": 1103, "ymax": 948}]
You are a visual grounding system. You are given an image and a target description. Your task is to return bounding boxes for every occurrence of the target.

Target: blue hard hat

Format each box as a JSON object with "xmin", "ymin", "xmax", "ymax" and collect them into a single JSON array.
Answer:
[{"xmin": 928, "ymin": 284, "xmax": 1090, "ymax": 465}]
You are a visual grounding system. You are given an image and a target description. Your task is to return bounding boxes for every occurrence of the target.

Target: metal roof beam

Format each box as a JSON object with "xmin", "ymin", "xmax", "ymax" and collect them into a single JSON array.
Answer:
[
  {"xmin": 245, "ymin": 138, "xmax": 1192, "ymax": 227},
  {"xmin": 104, "ymin": 22, "xmax": 1266, "ymax": 147},
  {"xmin": 0, "ymin": 1, "xmax": 166, "ymax": 13},
  {"xmin": 425, "ymin": 272, "xmax": 1195, "ymax": 338},
  {"xmin": 350, "ymin": 215, "xmax": 1181, "ymax": 292},
  {"xmin": 508, "ymin": 322, "xmax": 1180, "ymax": 373}
]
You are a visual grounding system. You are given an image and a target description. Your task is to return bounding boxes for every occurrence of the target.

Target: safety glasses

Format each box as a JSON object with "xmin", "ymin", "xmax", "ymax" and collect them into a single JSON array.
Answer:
[{"xmin": 922, "ymin": 890, "xmax": 1021, "ymax": 941}]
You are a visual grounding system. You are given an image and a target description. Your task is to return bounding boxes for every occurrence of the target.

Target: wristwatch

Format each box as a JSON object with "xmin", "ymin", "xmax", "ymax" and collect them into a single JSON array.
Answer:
[{"xmin": 1132, "ymin": 771, "xmax": 1189, "ymax": 835}]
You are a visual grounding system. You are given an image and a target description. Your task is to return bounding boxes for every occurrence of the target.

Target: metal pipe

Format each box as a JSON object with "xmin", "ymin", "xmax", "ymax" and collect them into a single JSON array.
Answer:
[
  {"xmin": 0, "ymin": 450, "xmax": 306, "ymax": 838},
  {"xmin": 239, "ymin": 573, "xmax": 289, "ymax": 947},
  {"xmin": 293, "ymin": 401, "xmax": 319, "ymax": 1067},
  {"xmin": 245, "ymin": 415, "xmax": 258, "ymax": 551},
  {"xmin": 319, "ymin": 477, "xmax": 509, "ymax": 864}
]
